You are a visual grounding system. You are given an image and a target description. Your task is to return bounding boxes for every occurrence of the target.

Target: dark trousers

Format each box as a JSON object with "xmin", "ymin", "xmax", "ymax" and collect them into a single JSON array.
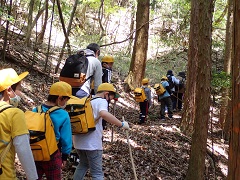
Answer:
[
  {"xmin": 176, "ymin": 93, "xmax": 183, "ymax": 110},
  {"xmin": 171, "ymin": 92, "xmax": 178, "ymax": 110},
  {"xmin": 139, "ymin": 101, "xmax": 149, "ymax": 124},
  {"xmin": 160, "ymin": 96, "xmax": 173, "ymax": 119}
]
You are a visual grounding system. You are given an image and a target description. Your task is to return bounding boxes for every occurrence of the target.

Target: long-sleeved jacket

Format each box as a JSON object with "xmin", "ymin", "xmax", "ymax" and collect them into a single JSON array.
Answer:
[{"xmin": 80, "ymin": 49, "xmax": 102, "ymax": 95}]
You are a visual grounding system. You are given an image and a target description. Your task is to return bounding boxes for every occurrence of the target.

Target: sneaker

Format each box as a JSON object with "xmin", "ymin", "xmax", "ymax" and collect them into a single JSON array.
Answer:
[
  {"xmin": 167, "ymin": 116, "xmax": 173, "ymax": 120},
  {"xmin": 160, "ymin": 118, "xmax": 166, "ymax": 121}
]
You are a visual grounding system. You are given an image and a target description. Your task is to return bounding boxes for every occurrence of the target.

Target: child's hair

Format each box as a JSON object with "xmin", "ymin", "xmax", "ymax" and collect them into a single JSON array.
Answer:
[
  {"xmin": 47, "ymin": 95, "xmax": 69, "ymax": 103},
  {"xmin": 0, "ymin": 82, "xmax": 20, "ymax": 99},
  {"xmin": 11, "ymin": 82, "xmax": 20, "ymax": 91},
  {"xmin": 87, "ymin": 43, "xmax": 100, "ymax": 56}
]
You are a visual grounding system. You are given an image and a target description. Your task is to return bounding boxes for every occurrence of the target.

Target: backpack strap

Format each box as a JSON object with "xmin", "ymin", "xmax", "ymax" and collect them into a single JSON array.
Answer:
[
  {"xmin": 36, "ymin": 105, "xmax": 60, "ymax": 114},
  {"xmin": 38, "ymin": 106, "xmax": 60, "ymax": 143},
  {"xmin": 47, "ymin": 106, "xmax": 61, "ymax": 113},
  {"xmin": 0, "ymin": 104, "xmax": 12, "ymax": 113},
  {"xmin": 90, "ymin": 97, "xmax": 104, "ymax": 124},
  {"xmin": 0, "ymin": 104, "xmax": 13, "ymax": 172},
  {"xmin": 85, "ymin": 75, "xmax": 93, "ymax": 83},
  {"xmin": 0, "ymin": 140, "xmax": 12, "ymax": 171}
]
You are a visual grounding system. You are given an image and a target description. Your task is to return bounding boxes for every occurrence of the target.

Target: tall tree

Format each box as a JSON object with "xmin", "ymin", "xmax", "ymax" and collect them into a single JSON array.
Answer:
[
  {"xmin": 25, "ymin": 0, "xmax": 34, "ymax": 46},
  {"xmin": 185, "ymin": 0, "xmax": 214, "ymax": 179},
  {"xmin": 227, "ymin": 0, "xmax": 240, "ymax": 178},
  {"xmin": 56, "ymin": 0, "xmax": 71, "ymax": 54},
  {"xmin": 128, "ymin": 0, "xmax": 150, "ymax": 88},
  {"xmin": 55, "ymin": 0, "xmax": 79, "ymax": 74},
  {"xmin": 37, "ymin": 0, "xmax": 48, "ymax": 45},
  {"xmin": 219, "ymin": 0, "xmax": 233, "ymax": 140},
  {"xmin": 180, "ymin": 0, "xmax": 198, "ymax": 135}
]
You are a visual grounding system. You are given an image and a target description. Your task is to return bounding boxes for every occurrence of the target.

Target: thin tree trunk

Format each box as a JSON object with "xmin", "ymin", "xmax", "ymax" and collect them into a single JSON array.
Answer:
[
  {"xmin": 227, "ymin": 0, "xmax": 240, "ymax": 178},
  {"xmin": 31, "ymin": 5, "xmax": 46, "ymax": 31},
  {"xmin": 185, "ymin": 0, "xmax": 214, "ymax": 179},
  {"xmin": 219, "ymin": 0, "xmax": 233, "ymax": 140},
  {"xmin": 56, "ymin": 0, "xmax": 71, "ymax": 55},
  {"xmin": 54, "ymin": 0, "xmax": 79, "ymax": 74},
  {"xmin": 127, "ymin": 7, "xmax": 135, "ymax": 55},
  {"xmin": 37, "ymin": 0, "xmax": 48, "ymax": 45},
  {"xmin": 2, "ymin": 0, "xmax": 13, "ymax": 61},
  {"xmin": 0, "ymin": 0, "xmax": 3, "ymax": 33},
  {"xmin": 25, "ymin": 0, "xmax": 34, "ymax": 46},
  {"xmin": 98, "ymin": 0, "xmax": 106, "ymax": 40}
]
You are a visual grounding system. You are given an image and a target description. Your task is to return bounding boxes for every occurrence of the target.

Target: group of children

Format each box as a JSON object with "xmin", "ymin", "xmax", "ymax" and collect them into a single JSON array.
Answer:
[
  {"xmin": 137, "ymin": 70, "xmax": 186, "ymax": 123},
  {"xmin": 0, "ymin": 44, "xmax": 185, "ymax": 179},
  {"xmin": 0, "ymin": 66, "xmax": 129, "ymax": 179}
]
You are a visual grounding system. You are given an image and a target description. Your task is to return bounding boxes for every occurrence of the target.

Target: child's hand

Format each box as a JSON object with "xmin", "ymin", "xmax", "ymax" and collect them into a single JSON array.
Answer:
[{"xmin": 121, "ymin": 121, "xmax": 130, "ymax": 130}]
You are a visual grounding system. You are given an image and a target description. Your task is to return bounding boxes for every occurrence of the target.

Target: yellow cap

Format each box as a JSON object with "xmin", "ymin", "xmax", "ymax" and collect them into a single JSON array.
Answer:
[
  {"xmin": 0, "ymin": 68, "xmax": 29, "ymax": 92},
  {"xmin": 161, "ymin": 76, "xmax": 168, "ymax": 80},
  {"xmin": 50, "ymin": 81, "xmax": 73, "ymax": 97},
  {"xmin": 102, "ymin": 55, "xmax": 114, "ymax": 63},
  {"xmin": 97, "ymin": 83, "xmax": 120, "ymax": 98},
  {"xmin": 97, "ymin": 83, "xmax": 116, "ymax": 93},
  {"xmin": 142, "ymin": 78, "xmax": 149, "ymax": 84}
]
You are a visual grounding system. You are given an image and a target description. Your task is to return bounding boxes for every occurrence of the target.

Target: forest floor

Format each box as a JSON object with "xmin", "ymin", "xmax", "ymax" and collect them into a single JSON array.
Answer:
[{"xmin": 0, "ymin": 30, "xmax": 228, "ymax": 180}]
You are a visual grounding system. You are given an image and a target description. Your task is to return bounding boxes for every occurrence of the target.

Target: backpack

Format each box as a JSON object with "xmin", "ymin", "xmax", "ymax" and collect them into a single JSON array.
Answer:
[
  {"xmin": 134, "ymin": 87, "xmax": 147, "ymax": 102},
  {"xmin": 59, "ymin": 50, "xmax": 90, "ymax": 87},
  {"xmin": 154, "ymin": 83, "xmax": 166, "ymax": 95},
  {"xmin": 167, "ymin": 75, "xmax": 175, "ymax": 89},
  {"xmin": 65, "ymin": 96, "xmax": 96, "ymax": 134},
  {"xmin": 0, "ymin": 105, "xmax": 13, "ymax": 175},
  {"xmin": 25, "ymin": 106, "xmax": 60, "ymax": 161},
  {"xmin": 175, "ymin": 78, "xmax": 186, "ymax": 92}
]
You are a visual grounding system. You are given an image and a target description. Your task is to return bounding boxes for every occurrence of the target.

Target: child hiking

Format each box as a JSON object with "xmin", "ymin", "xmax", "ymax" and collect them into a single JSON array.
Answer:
[
  {"xmin": 138, "ymin": 78, "xmax": 152, "ymax": 124},
  {"xmin": 0, "ymin": 68, "xmax": 38, "ymax": 179},
  {"xmin": 32, "ymin": 81, "xmax": 73, "ymax": 180},
  {"xmin": 102, "ymin": 55, "xmax": 114, "ymax": 83},
  {"xmin": 101, "ymin": 55, "xmax": 114, "ymax": 130},
  {"xmin": 158, "ymin": 76, "xmax": 173, "ymax": 120},
  {"xmin": 72, "ymin": 83, "xmax": 130, "ymax": 180}
]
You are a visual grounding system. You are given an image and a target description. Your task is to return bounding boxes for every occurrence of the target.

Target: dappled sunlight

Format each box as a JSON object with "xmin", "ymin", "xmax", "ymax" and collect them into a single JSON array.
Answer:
[
  {"xmin": 218, "ymin": 162, "xmax": 228, "ymax": 176},
  {"xmin": 207, "ymin": 139, "xmax": 228, "ymax": 159},
  {"xmin": 114, "ymin": 96, "xmax": 137, "ymax": 109},
  {"xmin": 160, "ymin": 124, "xmax": 181, "ymax": 133}
]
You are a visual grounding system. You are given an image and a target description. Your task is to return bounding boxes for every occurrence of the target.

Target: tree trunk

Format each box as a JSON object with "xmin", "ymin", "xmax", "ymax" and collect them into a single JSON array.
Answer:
[
  {"xmin": 56, "ymin": 0, "xmax": 71, "ymax": 55},
  {"xmin": 98, "ymin": 0, "xmax": 106, "ymax": 40},
  {"xmin": 25, "ymin": 0, "xmax": 34, "ymax": 46},
  {"xmin": 185, "ymin": 0, "xmax": 214, "ymax": 179},
  {"xmin": 37, "ymin": 0, "xmax": 48, "ymax": 45},
  {"xmin": 0, "ymin": 0, "xmax": 3, "ymax": 32},
  {"xmin": 31, "ymin": 5, "xmax": 46, "ymax": 31},
  {"xmin": 2, "ymin": 0, "xmax": 12, "ymax": 61},
  {"xmin": 55, "ymin": 0, "xmax": 79, "ymax": 74},
  {"xmin": 180, "ymin": 0, "xmax": 199, "ymax": 135},
  {"xmin": 227, "ymin": 0, "xmax": 240, "ymax": 178},
  {"xmin": 219, "ymin": 0, "xmax": 233, "ymax": 140},
  {"xmin": 127, "ymin": 7, "xmax": 135, "ymax": 55},
  {"xmin": 128, "ymin": 0, "xmax": 150, "ymax": 88}
]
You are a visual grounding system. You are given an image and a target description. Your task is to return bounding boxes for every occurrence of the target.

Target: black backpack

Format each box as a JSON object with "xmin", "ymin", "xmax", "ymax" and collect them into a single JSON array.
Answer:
[
  {"xmin": 59, "ymin": 50, "xmax": 90, "ymax": 87},
  {"xmin": 167, "ymin": 75, "xmax": 175, "ymax": 89}
]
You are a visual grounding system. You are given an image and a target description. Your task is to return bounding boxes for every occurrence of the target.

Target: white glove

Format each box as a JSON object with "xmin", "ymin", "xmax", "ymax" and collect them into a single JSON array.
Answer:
[{"xmin": 121, "ymin": 121, "xmax": 130, "ymax": 130}]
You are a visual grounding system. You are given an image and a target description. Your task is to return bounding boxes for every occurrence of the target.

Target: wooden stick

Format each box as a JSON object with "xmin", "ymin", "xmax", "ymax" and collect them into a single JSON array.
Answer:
[
  {"xmin": 111, "ymin": 100, "xmax": 117, "ymax": 143},
  {"xmin": 122, "ymin": 116, "xmax": 137, "ymax": 180}
]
